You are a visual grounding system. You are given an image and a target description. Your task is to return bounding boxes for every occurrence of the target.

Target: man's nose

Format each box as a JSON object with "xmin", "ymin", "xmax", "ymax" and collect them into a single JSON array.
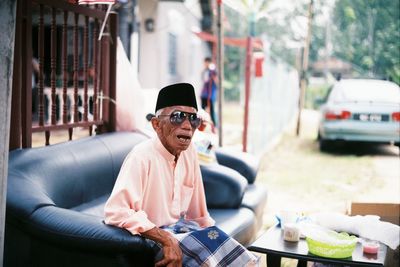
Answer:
[{"xmin": 181, "ymin": 117, "xmax": 192, "ymax": 129}]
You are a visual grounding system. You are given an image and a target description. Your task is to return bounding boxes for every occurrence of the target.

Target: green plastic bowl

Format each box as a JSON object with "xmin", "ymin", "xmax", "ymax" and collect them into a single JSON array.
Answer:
[{"xmin": 306, "ymin": 232, "xmax": 358, "ymax": 258}]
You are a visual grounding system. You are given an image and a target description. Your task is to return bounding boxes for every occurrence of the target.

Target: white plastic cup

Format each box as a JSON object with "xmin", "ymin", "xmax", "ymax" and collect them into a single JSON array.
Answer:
[{"xmin": 283, "ymin": 223, "xmax": 300, "ymax": 242}]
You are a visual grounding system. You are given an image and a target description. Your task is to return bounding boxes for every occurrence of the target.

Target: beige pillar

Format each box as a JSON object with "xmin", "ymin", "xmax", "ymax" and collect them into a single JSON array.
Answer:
[{"xmin": 0, "ymin": 0, "xmax": 17, "ymax": 265}]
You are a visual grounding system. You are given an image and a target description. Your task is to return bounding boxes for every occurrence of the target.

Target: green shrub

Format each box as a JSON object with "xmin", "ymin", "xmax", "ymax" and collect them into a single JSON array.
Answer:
[{"xmin": 305, "ymin": 84, "xmax": 331, "ymax": 110}]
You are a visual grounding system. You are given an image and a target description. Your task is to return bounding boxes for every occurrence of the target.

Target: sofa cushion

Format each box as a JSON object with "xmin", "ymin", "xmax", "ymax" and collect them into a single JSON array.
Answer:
[
  {"xmin": 7, "ymin": 132, "xmax": 147, "ymax": 218},
  {"xmin": 9, "ymin": 138, "xmax": 113, "ymax": 210},
  {"xmin": 95, "ymin": 132, "xmax": 149, "ymax": 178},
  {"xmin": 71, "ymin": 195, "xmax": 109, "ymax": 216},
  {"xmin": 27, "ymin": 205, "xmax": 161, "ymax": 253},
  {"xmin": 209, "ymin": 208, "xmax": 257, "ymax": 246},
  {"xmin": 71, "ymin": 197, "xmax": 257, "ymax": 247},
  {"xmin": 241, "ymin": 184, "xmax": 268, "ymax": 230},
  {"xmin": 200, "ymin": 163, "xmax": 248, "ymax": 209},
  {"xmin": 215, "ymin": 147, "xmax": 259, "ymax": 184}
]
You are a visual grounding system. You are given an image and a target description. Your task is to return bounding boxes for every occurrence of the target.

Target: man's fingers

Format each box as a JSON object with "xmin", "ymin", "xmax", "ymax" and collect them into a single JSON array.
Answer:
[{"xmin": 155, "ymin": 259, "xmax": 169, "ymax": 267}]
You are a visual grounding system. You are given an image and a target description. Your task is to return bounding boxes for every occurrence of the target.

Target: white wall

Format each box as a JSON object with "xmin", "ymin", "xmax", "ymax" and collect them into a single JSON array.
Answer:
[
  {"xmin": 137, "ymin": 0, "xmax": 209, "ymax": 100},
  {"xmin": 137, "ymin": 0, "xmax": 161, "ymax": 88}
]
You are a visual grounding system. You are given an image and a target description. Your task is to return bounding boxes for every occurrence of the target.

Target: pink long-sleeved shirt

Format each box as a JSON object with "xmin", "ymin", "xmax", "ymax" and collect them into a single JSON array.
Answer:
[{"xmin": 104, "ymin": 137, "xmax": 215, "ymax": 235}]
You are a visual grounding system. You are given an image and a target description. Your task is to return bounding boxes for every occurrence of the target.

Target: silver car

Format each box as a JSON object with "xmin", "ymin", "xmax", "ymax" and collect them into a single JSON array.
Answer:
[{"xmin": 317, "ymin": 79, "xmax": 400, "ymax": 151}]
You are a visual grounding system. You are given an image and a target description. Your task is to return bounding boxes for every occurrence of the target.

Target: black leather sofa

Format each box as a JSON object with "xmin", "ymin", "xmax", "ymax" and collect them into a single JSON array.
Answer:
[{"xmin": 5, "ymin": 132, "xmax": 267, "ymax": 267}]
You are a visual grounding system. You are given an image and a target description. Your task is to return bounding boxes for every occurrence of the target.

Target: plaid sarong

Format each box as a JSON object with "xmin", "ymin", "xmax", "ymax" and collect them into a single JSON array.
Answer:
[{"xmin": 158, "ymin": 218, "xmax": 259, "ymax": 267}]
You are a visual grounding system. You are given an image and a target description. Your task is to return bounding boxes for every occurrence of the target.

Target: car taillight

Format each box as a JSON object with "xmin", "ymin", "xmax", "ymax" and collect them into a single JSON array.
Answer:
[
  {"xmin": 392, "ymin": 112, "xmax": 400, "ymax": 122},
  {"xmin": 325, "ymin": 110, "xmax": 351, "ymax": 120},
  {"xmin": 341, "ymin": 111, "xmax": 351, "ymax": 119}
]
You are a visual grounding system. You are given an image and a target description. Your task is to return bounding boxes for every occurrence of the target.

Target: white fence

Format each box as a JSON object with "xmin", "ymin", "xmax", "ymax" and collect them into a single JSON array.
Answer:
[
  {"xmin": 34, "ymin": 87, "xmax": 95, "ymax": 125},
  {"xmin": 247, "ymin": 53, "xmax": 300, "ymax": 155}
]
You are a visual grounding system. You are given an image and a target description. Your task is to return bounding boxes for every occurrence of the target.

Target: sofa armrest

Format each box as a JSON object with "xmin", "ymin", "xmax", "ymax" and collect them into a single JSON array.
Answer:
[
  {"xmin": 200, "ymin": 164, "xmax": 248, "ymax": 209},
  {"xmin": 215, "ymin": 147, "xmax": 259, "ymax": 184},
  {"xmin": 25, "ymin": 206, "xmax": 158, "ymax": 255}
]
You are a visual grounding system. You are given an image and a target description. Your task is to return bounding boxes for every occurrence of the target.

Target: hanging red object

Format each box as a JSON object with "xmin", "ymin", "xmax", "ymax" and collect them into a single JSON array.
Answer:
[{"xmin": 254, "ymin": 52, "xmax": 264, "ymax": 77}]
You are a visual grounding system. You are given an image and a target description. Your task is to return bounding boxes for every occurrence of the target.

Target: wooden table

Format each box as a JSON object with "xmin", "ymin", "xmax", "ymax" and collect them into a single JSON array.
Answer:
[{"xmin": 248, "ymin": 225, "xmax": 387, "ymax": 267}]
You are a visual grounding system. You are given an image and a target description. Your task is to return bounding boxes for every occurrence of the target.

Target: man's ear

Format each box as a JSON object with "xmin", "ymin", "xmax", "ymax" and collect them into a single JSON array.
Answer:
[{"xmin": 151, "ymin": 117, "xmax": 160, "ymax": 132}]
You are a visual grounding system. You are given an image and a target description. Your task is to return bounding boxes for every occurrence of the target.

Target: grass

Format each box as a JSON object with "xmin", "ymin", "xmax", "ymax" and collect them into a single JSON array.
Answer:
[{"xmin": 257, "ymin": 133, "xmax": 377, "ymax": 218}]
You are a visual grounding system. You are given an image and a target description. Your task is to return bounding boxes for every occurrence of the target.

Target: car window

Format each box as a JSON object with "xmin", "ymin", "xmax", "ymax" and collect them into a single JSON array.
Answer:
[
  {"xmin": 327, "ymin": 84, "xmax": 345, "ymax": 102},
  {"xmin": 323, "ymin": 86, "xmax": 333, "ymax": 103},
  {"xmin": 328, "ymin": 80, "xmax": 400, "ymax": 103}
]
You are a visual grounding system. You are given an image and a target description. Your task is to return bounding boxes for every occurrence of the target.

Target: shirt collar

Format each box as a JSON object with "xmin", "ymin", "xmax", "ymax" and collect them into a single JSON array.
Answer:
[{"xmin": 153, "ymin": 137, "xmax": 176, "ymax": 162}]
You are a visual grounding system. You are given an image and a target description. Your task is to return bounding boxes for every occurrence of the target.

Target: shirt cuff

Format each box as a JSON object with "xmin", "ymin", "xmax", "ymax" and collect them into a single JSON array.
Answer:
[
  {"xmin": 193, "ymin": 215, "xmax": 215, "ymax": 228},
  {"xmin": 125, "ymin": 210, "xmax": 157, "ymax": 235},
  {"xmin": 105, "ymin": 209, "xmax": 157, "ymax": 236}
]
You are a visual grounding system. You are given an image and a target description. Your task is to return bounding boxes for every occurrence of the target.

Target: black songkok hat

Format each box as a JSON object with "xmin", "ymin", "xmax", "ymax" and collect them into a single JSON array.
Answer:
[{"xmin": 155, "ymin": 83, "xmax": 198, "ymax": 112}]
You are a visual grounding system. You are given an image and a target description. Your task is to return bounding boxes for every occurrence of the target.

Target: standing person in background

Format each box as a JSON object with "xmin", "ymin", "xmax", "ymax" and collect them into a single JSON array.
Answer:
[
  {"xmin": 32, "ymin": 57, "xmax": 40, "ymax": 121},
  {"xmin": 200, "ymin": 57, "xmax": 218, "ymax": 126}
]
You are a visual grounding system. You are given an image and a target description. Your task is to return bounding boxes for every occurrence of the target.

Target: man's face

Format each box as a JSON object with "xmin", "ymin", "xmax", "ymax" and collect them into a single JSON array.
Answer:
[{"xmin": 152, "ymin": 105, "xmax": 198, "ymax": 157}]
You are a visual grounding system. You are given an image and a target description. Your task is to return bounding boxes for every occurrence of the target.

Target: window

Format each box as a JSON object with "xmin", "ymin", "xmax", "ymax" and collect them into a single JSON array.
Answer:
[
  {"xmin": 168, "ymin": 33, "xmax": 177, "ymax": 76},
  {"xmin": 331, "ymin": 80, "xmax": 400, "ymax": 103}
]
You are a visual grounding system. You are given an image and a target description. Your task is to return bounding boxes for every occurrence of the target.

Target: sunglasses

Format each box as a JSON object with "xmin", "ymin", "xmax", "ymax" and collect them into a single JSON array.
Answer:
[{"xmin": 158, "ymin": 111, "xmax": 202, "ymax": 129}]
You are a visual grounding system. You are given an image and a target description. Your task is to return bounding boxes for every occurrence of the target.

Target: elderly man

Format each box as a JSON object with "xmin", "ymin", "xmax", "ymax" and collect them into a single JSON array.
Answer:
[{"xmin": 104, "ymin": 83, "xmax": 257, "ymax": 267}]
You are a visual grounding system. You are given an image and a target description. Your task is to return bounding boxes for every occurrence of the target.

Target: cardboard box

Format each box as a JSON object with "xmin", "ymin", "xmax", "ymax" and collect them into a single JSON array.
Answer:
[
  {"xmin": 351, "ymin": 202, "xmax": 399, "ymax": 267},
  {"xmin": 350, "ymin": 202, "xmax": 400, "ymax": 226}
]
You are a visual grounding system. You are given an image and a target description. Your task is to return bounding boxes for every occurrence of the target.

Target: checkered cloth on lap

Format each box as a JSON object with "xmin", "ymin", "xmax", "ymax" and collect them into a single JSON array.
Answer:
[
  {"xmin": 179, "ymin": 226, "xmax": 258, "ymax": 267},
  {"xmin": 160, "ymin": 219, "xmax": 259, "ymax": 267}
]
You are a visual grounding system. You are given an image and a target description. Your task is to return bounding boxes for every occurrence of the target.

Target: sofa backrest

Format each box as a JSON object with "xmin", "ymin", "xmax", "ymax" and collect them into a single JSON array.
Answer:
[{"xmin": 7, "ymin": 132, "xmax": 148, "ymax": 219}]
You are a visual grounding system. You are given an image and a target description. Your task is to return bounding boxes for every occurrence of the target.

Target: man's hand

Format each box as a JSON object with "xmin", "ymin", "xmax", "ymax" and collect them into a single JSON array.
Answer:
[
  {"xmin": 155, "ymin": 236, "xmax": 182, "ymax": 267},
  {"xmin": 142, "ymin": 227, "xmax": 182, "ymax": 267}
]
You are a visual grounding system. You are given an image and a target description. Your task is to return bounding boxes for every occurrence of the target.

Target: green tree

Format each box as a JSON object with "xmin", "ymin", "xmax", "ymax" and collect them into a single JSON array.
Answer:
[
  {"xmin": 332, "ymin": 0, "xmax": 400, "ymax": 83},
  {"xmin": 223, "ymin": 0, "xmax": 271, "ymax": 102},
  {"xmin": 223, "ymin": 0, "xmax": 330, "ymax": 86},
  {"xmin": 254, "ymin": 0, "xmax": 328, "ymax": 67},
  {"xmin": 223, "ymin": 5, "xmax": 247, "ymax": 102}
]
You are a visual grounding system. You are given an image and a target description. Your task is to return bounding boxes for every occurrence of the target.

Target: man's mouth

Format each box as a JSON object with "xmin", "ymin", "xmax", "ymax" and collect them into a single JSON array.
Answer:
[{"xmin": 177, "ymin": 134, "xmax": 191, "ymax": 144}]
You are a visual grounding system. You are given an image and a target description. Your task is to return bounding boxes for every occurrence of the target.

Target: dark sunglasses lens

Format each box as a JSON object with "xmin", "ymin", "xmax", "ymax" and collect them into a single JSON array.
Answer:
[
  {"xmin": 170, "ymin": 112, "xmax": 185, "ymax": 125},
  {"xmin": 169, "ymin": 112, "xmax": 200, "ymax": 128},
  {"xmin": 189, "ymin": 114, "xmax": 201, "ymax": 128}
]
